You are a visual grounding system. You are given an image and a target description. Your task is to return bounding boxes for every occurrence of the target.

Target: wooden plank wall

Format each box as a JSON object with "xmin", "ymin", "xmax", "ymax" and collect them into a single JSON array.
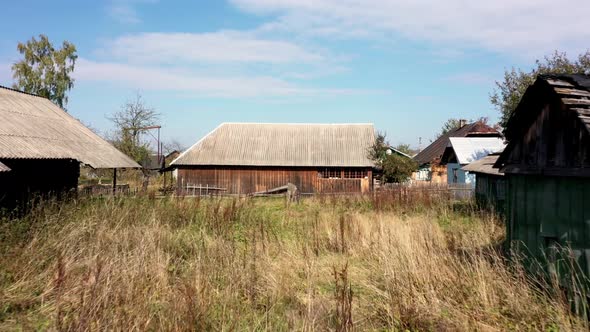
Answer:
[
  {"xmin": 508, "ymin": 174, "xmax": 590, "ymax": 276},
  {"xmin": 0, "ymin": 158, "xmax": 80, "ymax": 212},
  {"xmin": 504, "ymin": 101, "xmax": 590, "ymax": 174},
  {"xmin": 177, "ymin": 167, "xmax": 372, "ymax": 195}
]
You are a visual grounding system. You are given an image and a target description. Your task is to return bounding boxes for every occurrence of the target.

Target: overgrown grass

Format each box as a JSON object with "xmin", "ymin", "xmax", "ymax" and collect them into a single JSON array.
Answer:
[{"xmin": 0, "ymin": 195, "xmax": 586, "ymax": 331}]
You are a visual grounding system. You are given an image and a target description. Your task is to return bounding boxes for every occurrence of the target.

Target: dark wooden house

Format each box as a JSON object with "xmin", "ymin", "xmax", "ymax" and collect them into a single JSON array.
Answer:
[
  {"xmin": 462, "ymin": 153, "xmax": 506, "ymax": 216},
  {"xmin": 170, "ymin": 123, "xmax": 376, "ymax": 195},
  {"xmin": 412, "ymin": 121, "xmax": 501, "ymax": 183},
  {"xmin": 494, "ymin": 74, "xmax": 590, "ymax": 277},
  {"xmin": 0, "ymin": 86, "xmax": 139, "ymax": 211}
]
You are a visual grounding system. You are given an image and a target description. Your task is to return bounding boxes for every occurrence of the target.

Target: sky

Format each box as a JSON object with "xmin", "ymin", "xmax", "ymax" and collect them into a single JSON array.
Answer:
[{"xmin": 1, "ymin": 0, "xmax": 589, "ymax": 150}]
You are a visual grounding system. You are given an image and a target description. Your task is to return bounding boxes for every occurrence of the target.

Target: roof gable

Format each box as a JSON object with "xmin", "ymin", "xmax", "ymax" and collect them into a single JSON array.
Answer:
[
  {"xmin": 171, "ymin": 123, "xmax": 376, "ymax": 167},
  {"xmin": 495, "ymin": 74, "xmax": 590, "ymax": 173},
  {"xmin": 0, "ymin": 86, "xmax": 139, "ymax": 168},
  {"xmin": 413, "ymin": 122, "xmax": 501, "ymax": 165},
  {"xmin": 445, "ymin": 137, "xmax": 505, "ymax": 165}
]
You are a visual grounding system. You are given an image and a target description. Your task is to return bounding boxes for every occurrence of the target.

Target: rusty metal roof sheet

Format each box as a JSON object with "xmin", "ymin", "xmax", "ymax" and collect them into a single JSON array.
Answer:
[
  {"xmin": 172, "ymin": 123, "xmax": 376, "ymax": 167},
  {"xmin": 462, "ymin": 154, "xmax": 503, "ymax": 176},
  {"xmin": 413, "ymin": 122, "xmax": 501, "ymax": 165},
  {"xmin": 0, "ymin": 160, "xmax": 10, "ymax": 172},
  {"xmin": 0, "ymin": 86, "xmax": 140, "ymax": 168}
]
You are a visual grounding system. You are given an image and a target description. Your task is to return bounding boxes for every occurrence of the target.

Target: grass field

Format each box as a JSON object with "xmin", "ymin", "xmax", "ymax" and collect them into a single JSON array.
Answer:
[{"xmin": 0, "ymin": 195, "xmax": 586, "ymax": 331}]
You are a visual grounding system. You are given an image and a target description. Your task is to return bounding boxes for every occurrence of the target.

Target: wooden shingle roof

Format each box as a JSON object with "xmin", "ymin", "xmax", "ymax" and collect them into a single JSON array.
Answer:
[
  {"xmin": 502, "ymin": 74, "xmax": 590, "ymax": 142},
  {"xmin": 495, "ymin": 74, "xmax": 590, "ymax": 171},
  {"xmin": 171, "ymin": 123, "xmax": 376, "ymax": 167},
  {"xmin": 0, "ymin": 86, "xmax": 140, "ymax": 168}
]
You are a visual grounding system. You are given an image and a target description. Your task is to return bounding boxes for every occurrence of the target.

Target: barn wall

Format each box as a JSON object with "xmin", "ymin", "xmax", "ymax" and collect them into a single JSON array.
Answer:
[
  {"xmin": 0, "ymin": 159, "xmax": 80, "ymax": 212},
  {"xmin": 507, "ymin": 174, "xmax": 590, "ymax": 276},
  {"xmin": 473, "ymin": 174, "xmax": 506, "ymax": 216},
  {"xmin": 176, "ymin": 166, "xmax": 373, "ymax": 195},
  {"xmin": 411, "ymin": 164, "xmax": 446, "ymax": 183}
]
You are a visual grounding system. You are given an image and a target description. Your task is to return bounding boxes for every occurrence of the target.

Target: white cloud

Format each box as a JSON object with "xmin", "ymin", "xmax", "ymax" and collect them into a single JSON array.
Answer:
[
  {"xmin": 107, "ymin": 0, "xmax": 157, "ymax": 24},
  {"xmin": 75, "ymin": 58, "xmax": 302, "ymax": 97},
  {"xmin": 74, "ymin": 58, "xmax": 375, "ymax": 98},
  {"xmin": 232, "ymin": 0, "xmax": 590, "ymax": 57},
  {"xmin": 103, "ymin": 31, "xmax": 323, "ymax": 64}
]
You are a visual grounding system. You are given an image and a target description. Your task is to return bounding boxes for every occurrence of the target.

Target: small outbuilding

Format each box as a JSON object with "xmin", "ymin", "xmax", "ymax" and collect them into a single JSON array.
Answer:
[
  {"xmin": 170, "ymin": 123, "xmax": 376, "ymax": 195},
  {"xmin": 462, "ymin": 153, "xmax": 506, "ymax": 216},
  {"xmin": 0, "ymin": 86, "xmax": 139, "ymax": 211},
  {"xmin": 494, "ymin": 74, "xmax": 590, "ymax": 277}
]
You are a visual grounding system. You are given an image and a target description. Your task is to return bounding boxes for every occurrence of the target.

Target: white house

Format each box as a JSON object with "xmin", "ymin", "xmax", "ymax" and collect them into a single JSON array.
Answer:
[{"xmin": 441, "ymin": 137, "xmax": 506, "ymax": 185}]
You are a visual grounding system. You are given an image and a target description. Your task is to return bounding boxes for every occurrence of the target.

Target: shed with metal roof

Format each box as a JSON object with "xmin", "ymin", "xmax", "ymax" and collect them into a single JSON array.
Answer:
[
  {"xmin": 0, "ymin": 85, "xmax": 139, "ymax": 211},
  {"xmin": 170, "ymin": 123, "xmax": 376, "ymax": 195}
]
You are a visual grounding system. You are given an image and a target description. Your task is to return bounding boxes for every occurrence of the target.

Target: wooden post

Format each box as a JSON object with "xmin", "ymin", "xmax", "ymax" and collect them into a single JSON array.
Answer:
[{"xmin": 113, "ymin": 168, "xmax": 117, "ymax": 196}]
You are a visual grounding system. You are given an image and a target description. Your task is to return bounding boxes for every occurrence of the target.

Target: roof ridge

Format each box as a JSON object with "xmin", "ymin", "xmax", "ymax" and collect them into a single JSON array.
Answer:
[
  {"xmin": 0, "ymin": 85, "xmax": 51, "ymax": 100},
  {"xmin": 220, "ymin": 122, "xmax": 374, "ymax": 125}
]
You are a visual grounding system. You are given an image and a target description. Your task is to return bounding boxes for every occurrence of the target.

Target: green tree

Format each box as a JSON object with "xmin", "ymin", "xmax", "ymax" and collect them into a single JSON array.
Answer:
[
  {"xmin": 381, "ymin": 154, "xmax": 418, "ymax": 183},
  {"xmin": 368, "ymin": 133, "xmax": 417, "ymax": 183},
  {"xmin": 393, "ymin": 143, "xmax": 412, "ymax": 156},
  {"xmin": 11, "ymin": 34, "xmax": 77, "ymax": 109},
  {"xmin": 438, "ymin": 118, "xmax": 461, "ymax": 138},
  {"xmin": 491, "ymin": 50, "xmax": 590, "ymax": 129}
]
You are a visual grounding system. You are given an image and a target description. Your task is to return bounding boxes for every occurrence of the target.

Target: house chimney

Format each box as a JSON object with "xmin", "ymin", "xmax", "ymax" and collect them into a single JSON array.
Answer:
[{"xmin": 459, "ymin": 119, "xmax": 467, "ymax": 128}]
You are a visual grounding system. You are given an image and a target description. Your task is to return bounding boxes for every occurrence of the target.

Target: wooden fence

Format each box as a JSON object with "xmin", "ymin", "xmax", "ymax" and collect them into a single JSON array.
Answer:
[{"xmin": 79, "ymin": 184, "xmax": 136, "ymax": 197}]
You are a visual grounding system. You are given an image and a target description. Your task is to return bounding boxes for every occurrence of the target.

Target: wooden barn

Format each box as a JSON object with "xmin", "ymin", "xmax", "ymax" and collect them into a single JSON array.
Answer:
[
  {"xmin": 412, "ymin": 121, "xmax": 501, "ymax": 183},
  {"xmin": 0, "ymin": 86, "xmax": 139, "ymax": 211},
  {"xmin": 170, "ymin": 123, "xmax": 376, "ymax": 195},
  {"xmin": 462, "ymin": 153, "xmax": 506, "ymax": 216},
  {"xmin": 494, "ymin": 74, "xmax": 590, "ymax": 277}
]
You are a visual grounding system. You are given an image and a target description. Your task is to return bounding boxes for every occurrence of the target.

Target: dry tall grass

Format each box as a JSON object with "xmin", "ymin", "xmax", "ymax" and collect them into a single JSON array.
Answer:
[{"xmin": 0, "ymin": 195, "xmax": 586, "ymax": 331}]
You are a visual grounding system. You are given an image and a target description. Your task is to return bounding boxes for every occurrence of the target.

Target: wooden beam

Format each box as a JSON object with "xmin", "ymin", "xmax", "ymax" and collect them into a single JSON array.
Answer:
[
  {"xmin": 113, "ymin": 168, "xmax": 117, "ymax": 196},
  {"xmin": 554, "ymin": 87, "xmax": 590, "ymax": 97}
]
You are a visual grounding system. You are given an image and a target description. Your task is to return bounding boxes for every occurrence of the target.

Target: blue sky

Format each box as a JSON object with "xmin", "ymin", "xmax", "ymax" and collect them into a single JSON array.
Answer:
[{"xmin": 1, "ymin": 0, "xmax": 589, "ymax": 149}]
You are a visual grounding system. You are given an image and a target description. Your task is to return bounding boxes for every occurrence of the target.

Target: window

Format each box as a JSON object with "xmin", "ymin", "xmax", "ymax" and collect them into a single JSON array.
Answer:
[
  {"xmin": 344, "ymin": 169, "xmax": 367, "ymax": 178},
  {"xmin": 320, "ymin": 168, "xmax": 341, "ymax": 179},
  {"xmin": 319, "ymin": 168, "xmax": 368, "ymax": 179}
]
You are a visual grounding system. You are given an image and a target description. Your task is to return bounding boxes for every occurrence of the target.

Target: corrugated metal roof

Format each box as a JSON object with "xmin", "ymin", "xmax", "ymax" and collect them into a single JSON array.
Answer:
[
  {"xmin": 0, "ymin": 86, "xmax": 140, "ymax": 168},
  {"xmin": 462, "ymin": 154, "xmax": 503, "ymax": 176},
  {"xmin": 413, "ymin": 122, "xmax": 501, "ymax": 165},
  {"xmin": 448, "ymin": 137, "xmax": 506, "ymax": 165},
  {"xmin": 172, "ymin": 123, "xmax": 376, "ymax": 167},
  {"xmin": 0, "ymin": 160, "xmax": 11, "ymax": 172}
]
